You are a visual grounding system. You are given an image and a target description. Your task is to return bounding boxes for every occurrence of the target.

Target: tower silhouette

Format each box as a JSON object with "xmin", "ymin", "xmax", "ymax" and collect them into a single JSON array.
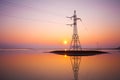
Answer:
[
  {"xmin": 67, "ymin": 10, "xmax": 82, "ymax": 80},
  {"xmin": 67, "ymin": 10, "xmax": 82, "ymax": 51}
]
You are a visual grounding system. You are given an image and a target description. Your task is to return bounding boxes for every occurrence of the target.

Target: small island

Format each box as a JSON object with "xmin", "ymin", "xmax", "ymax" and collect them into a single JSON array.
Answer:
[{"xmin": 50, "ymin": 50, "xmax": 107, "ymax": 56}]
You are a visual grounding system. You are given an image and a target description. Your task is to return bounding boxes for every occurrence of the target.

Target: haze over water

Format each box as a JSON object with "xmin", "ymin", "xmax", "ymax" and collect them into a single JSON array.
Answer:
[{"xmin": 0, "ymin": 49, "xmax": 120, "ymax": 80}]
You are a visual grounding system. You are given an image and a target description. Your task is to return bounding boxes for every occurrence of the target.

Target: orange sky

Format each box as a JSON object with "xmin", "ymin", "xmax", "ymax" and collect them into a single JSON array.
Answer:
[{"xmin": 0, "ymin": 0, "xmax": 120, "ymax": 48}]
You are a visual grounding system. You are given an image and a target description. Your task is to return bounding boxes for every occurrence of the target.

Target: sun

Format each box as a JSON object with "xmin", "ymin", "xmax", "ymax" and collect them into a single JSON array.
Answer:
[{"xmin": 63, "ymin": 40, "xmax": 68, "ymax": 45}]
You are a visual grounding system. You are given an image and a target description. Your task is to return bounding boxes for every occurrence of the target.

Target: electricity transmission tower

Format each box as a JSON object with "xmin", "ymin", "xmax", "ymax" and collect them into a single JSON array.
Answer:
[
  {"xmin": 67, "ymin": 10, "xmax": 82, "ymax": 51},
  {"xmin": 67, "ymin": 10, "xmax": 82, "ymax": 80}
]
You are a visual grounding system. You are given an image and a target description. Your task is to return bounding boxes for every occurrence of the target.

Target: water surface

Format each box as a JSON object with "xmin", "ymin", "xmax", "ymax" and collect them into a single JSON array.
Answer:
[{"xmin": 0, "ymin": 49, "xmax": 120, "ymax": 80}]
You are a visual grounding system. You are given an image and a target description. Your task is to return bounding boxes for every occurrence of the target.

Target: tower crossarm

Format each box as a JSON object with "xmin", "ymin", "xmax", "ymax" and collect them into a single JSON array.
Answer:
[{"xmin": 77, "ymin": 18, "xmax": 82, "ymax": 22}]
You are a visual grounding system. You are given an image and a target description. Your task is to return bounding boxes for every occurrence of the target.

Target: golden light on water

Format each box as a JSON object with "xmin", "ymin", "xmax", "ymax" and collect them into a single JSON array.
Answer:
[{"xmin": 64, "ymin": 54, "xmax": 67, "ymax": 58}]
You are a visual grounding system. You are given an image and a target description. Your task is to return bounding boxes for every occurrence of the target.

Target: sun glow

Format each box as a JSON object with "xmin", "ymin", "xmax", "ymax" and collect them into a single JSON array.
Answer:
[{"xmin": 63, "ymin": 40, "xmax": 68, "ymax": 45}]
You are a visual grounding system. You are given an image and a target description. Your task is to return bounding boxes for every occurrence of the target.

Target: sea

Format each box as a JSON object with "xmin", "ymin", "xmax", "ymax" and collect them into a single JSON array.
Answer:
[{"xmin": 0, "ymin": 48, "xmax": 120, "ymax": 80}]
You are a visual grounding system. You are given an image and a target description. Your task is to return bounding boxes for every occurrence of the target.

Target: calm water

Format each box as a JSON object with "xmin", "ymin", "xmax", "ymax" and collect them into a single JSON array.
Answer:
[{"xmin": 0, "ymin": 49, "xmax": 120, "ymax": 80}]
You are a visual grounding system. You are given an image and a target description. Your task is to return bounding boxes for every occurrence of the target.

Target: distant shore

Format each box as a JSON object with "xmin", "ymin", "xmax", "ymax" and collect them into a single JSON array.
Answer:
[{"xmin": 0, "ymin": 47, "xmax": 120, "ymax": 50}]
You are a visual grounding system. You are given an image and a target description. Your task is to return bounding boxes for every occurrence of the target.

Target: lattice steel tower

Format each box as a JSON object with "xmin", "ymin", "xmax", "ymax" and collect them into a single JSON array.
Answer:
[
  {"xmin": 67, "ymin": 10, "xmax": 82, "ymax": 51},
  {"xmin": 67, "ymin": 10, "xmax": 82, "ymax": 80}
]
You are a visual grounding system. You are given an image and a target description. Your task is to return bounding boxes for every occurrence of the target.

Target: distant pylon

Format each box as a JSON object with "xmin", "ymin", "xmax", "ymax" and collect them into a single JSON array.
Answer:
[{"xmin": 67, "ymin": 10, "xmax": 82, "ymax": 50}]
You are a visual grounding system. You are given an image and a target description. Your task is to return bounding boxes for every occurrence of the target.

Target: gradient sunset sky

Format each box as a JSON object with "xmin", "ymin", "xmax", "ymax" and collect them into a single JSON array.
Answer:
[{"xmin": 0, "ymin": 0, "xmax": 120, "ymax": 48}]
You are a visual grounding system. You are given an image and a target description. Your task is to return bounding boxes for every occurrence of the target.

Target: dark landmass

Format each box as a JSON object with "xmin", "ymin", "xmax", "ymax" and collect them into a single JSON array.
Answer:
[
  {"xmin": 50, "ymin": 50, "xmax": 108, "ymax": 56},
  {"xmin": 116, "ymin": 46, "xmax": 120, "ymax": 50}
]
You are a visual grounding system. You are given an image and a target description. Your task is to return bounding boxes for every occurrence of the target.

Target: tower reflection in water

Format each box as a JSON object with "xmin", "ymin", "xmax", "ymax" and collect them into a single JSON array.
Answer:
[
  {"xmin": 50, "ymin": 50, "xmax": 107, "ymax": 80},
  {"xmin": 70, "ymin": 56, "xmax": 81, "ymax": 80}
]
